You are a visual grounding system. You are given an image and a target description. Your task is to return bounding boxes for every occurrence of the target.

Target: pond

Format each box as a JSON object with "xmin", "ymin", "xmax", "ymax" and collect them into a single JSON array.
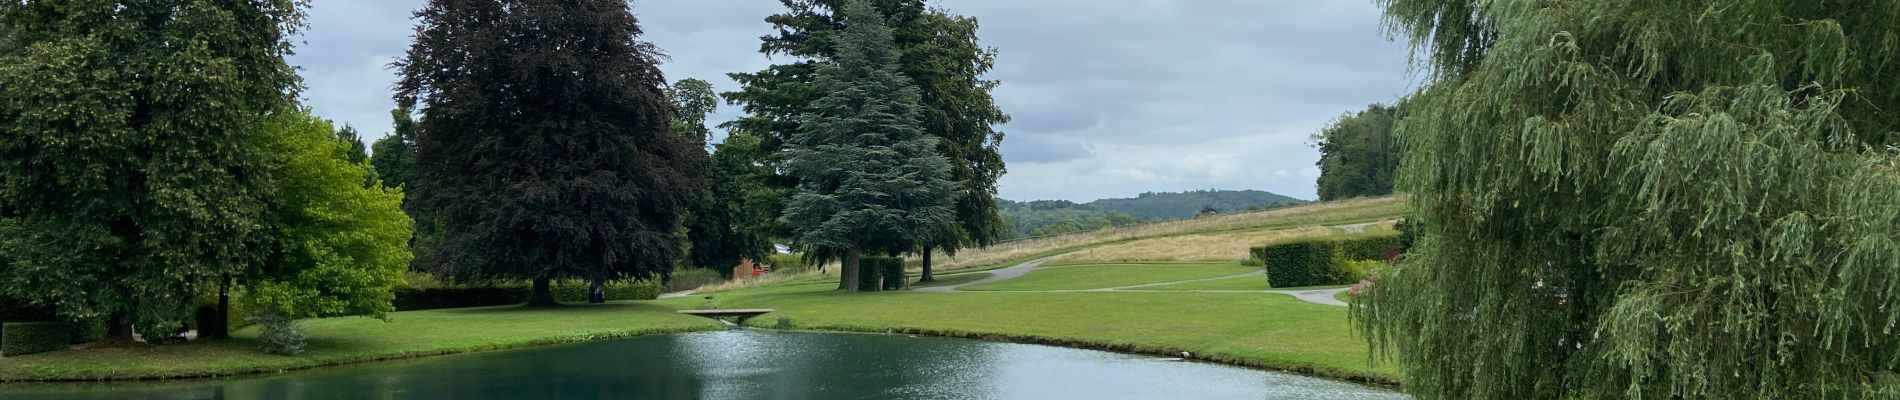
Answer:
[{"xmin": 0, "ymin": 329, "xmax": 1404, "ymax": 399}]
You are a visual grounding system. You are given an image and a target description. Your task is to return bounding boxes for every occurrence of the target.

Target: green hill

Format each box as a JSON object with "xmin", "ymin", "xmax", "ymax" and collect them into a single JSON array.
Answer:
[{"xmin": 998, "ymin": 190, "xmax": 1308, "ymax": 238}]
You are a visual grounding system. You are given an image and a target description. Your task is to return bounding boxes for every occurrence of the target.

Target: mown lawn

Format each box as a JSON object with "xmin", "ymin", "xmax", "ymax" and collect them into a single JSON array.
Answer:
[
  {"xmin": 0, "ymin": 303, "xmax": 719, "ymax": 382},
  {"xmin": 666, "ymin": 277, "xmax": 1397, "ymax": 384},
  {"xmin": 959, "ymin": 262, "xmax": 1258, "ymax": 291},
  {"xmin": 909, "ymin": 272, "xmax": 992, "ymax": 288},
  {"xmin": 1144, "ymin": 274, "xmax": 1275, "ymax": 291}
]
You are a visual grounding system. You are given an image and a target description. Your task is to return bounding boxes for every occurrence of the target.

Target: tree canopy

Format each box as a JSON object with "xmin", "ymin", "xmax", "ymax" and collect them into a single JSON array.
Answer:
[
  {"xmin": 0, "ymin": 0, "xmax": 303, "ymax": 341},
  {"xmin": 1355, "ymin": 1, "xmax": 1900, "ymax": 398},
  {"xmin": 369, "ymin": 107, "xmax": 419, "ymax": 195},
  {"xmin": 780, "ymin": 0, "xmax": 955, "ymax": 291},
  {"xmin": 1311, "ymin": 104, "xmax": 1400, "ymax": 201},
  {"xmin": 396, "ymin": 0, "xmax": 702, "ymax": 304}
]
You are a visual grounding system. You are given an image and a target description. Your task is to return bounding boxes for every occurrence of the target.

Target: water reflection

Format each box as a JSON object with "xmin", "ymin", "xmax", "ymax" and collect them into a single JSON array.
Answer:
[{"xmin": 0, "ymin": 330, "xmax": 1404, "ymax": 399}]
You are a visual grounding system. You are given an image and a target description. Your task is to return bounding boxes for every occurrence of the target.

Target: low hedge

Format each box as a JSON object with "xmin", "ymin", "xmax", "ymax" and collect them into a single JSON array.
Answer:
[
  {"xmin": 858, "ymin": 257, "xmax": 905, "ymax": 292},
  {"xmin": 1250, "ymin": 233, "xmax": 1400, "ymax": 288},
  {"xmin": 552, "ymin": 280, "xmax": 660, "ymax": 303},
  {"xmin": 2, "ymin": 322, "xmax": 71, "ymax": 357}
]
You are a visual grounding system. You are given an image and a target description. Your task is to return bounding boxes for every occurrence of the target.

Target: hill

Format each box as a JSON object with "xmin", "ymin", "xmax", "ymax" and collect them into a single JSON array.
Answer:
[{"xmin": 998, "ymin": 190, "xmax": 1307, "ymax": 238}]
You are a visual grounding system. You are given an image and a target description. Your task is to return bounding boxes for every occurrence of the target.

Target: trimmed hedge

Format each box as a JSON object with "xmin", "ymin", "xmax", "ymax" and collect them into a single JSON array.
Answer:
[
  {"xmin": 553, "ymin": 280, "xmax": 660, "ymax": 303},
  {"xmin": 392, "ymin": 286, "xmax": 529, "ymax": 311},
  {"xmin": 858, "ymin": 257, "xmax": 905, "ymax": 292},
  {"xmin": 1250, "ymin": 233, "xmax": 1400, "ymax": 288},
  {"xmin": 2, "ymin": 322, "xmax": 71, "ymax": 357}
]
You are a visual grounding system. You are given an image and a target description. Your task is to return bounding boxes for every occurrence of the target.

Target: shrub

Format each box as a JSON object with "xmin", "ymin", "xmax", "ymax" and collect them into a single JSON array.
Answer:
[
  {"xmin": 663, "ymin": 267, "xmax": 725, "ymax": 293},
  {"xmin": 2, "ymin": 322, "xmax": 71, "ymax": 357},
  {"xmin": 392, "ymin": 286, "xmax": 528, "ymax": 311},
  {"xmin": 859, "ymin": 257, "xmax": 905, "ymax": 292},
  {"xmin": 553, "ymin": 280, "xmax": 660, "ymax": 303},
  {"xmin": 1254, "ymin": 240, "xmax": 1345, "ymax": 288},
  {"xmin": 1336, "ymin": 234, "xmax": 1401, "ymax": 261},
  {"xmin": 248, "ymin": 312, "xmax": 305, "ymax": 355}
]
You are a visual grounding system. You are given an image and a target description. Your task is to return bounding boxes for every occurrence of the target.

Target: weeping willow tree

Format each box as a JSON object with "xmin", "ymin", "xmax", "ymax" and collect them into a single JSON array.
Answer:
[{"xmin": 1354, "ymin": 1, "xmax": 1900, "ymax": 399}]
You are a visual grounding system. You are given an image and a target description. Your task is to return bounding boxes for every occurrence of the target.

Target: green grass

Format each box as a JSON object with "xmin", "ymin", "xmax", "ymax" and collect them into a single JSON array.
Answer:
[
  {"xmin": 1145, "ymin": 274, "xmax": 1274, "ymax": 291},
  {"xmin": 909, "ymin": 272, "xmax": 992, "ymax": 288},
  {"xmin": 0, "ymin": 302, "xmax": 719, "ymax": 382},
  {"xmin": 960, "ymin": 262, "xmax": 1258, "ymax": 291},
  {"xmin": 651, "ymin": 281, "xmax": 1396, "ymax": 384},
  {"xmin": 1335, "ymin": 290, "xmax": 1355, "ymax": 304}
]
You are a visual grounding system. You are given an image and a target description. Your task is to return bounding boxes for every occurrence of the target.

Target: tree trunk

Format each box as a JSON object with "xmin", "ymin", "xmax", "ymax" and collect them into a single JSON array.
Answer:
[
  {"xmin": 527, "ymin": 275, "xmax": 558, "ymax": 306},
  {"xmin": 91, "ymin": 311, "xmax": 142, "ymax": 348},
  {"xmin": 919, "ymin": 246, "xmax": 935, "ymax": 283},
  {"xmin": 203, "ymin": 274, "xmax": 232, "ymax": 339},
  {"xmin": 839, "ymin": 247, "xmax": 861, "ymax": 292}
]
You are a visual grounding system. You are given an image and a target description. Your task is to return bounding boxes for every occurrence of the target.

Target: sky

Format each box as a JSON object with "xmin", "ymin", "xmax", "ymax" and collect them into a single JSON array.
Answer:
[{"xmin": 289, "ymin": 0, "xmax": 1417, "ymax": 202}]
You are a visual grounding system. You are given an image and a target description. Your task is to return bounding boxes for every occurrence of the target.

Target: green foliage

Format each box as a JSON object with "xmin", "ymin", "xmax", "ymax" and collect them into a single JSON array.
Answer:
[
  {"xmin": 0, "ymin": 322, "xmax": 69, "ymax": 357},
  {"xmin": 779, "ymin": 0, "xmax": 955, "ymax": 290},
  {"xmin": 909, "ymin": 9, "xmax": 1010, "ymax": 260},
  {"xmin": 247, "ymin": 110, "xmax": 411, "ymax": 321},
  {"xmin": 998, "ymin": 190, "xmax": 1304, "ymax": 237},
  {"xmin": 1254, "ymin": 241, "xmax": 1348, "ymax": 288},
  {"xmin": 396, "ymin": 0, "xmax": 702, "ymax": 293},
  {"xmin": 369, "ymin": 107, "xmax": 419, "ymax": 194},
  {"xmin": 681, "ymin": 83, "xmax": 774, "ymax": 276},
  {"xmin": 666, "ymin": 78, "xmax": 719, "ymax": 142},
  {"xmin": 857, "ymin": 256, "xmax": 905, "ymax": 292},
  {"xmin": 662, "ymin": 268, "xmax": 726, "ymax": 293},
  {"xmin": 247, "ymin": 312, "xmax": 305, "ymax": 356},
  {"xmin": 332, "ymin": 125, "xmax": 369, "ymax": 165},
  {"xmin": 552, "ymin": 280, "xmax": 660, "ymax": 303},
  {"xmin": 1359, "ymin": 1, "xmax": 1900, "ymax": 398},
  {"xmin": 391, "ymin": 286, "xmax": 528, "ymax": 312},
  {"xmin": 1312, "ymin": 104, "xmax": 1400, "ymax": 201},
  {"xmin": 0, "ymin": 0, "xmax": 304, "ymax": 337},
  {"xmin": 1334, "ymin": 234, "xmax": 1400, "ymax": 262},
  {"xmin": 878, "ymin": 258, "xmax": 906, "ymax": 291}
]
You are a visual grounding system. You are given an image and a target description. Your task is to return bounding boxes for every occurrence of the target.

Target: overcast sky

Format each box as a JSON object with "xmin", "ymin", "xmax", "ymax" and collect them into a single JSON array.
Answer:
[{"xmin": 290, "ymin": 0, "xmax": 1416, "ymax": 202}]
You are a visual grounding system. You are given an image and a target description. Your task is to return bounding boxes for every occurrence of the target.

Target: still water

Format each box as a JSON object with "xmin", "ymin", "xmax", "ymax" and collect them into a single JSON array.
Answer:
[{"xmin": 0, "ymin": 330, "xmax": 1404, "ymax": 399}]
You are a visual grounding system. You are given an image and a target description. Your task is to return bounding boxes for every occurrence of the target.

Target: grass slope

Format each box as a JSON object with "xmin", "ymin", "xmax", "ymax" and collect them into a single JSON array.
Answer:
[
  {"xmin": 0, "ymin": 303, "xmax": 719, "ymax": 382},
  {"xmin": 961, "ymin": 262, "xmax": 1258, "ymax": 291},
  {"xmin": 1145, "ymin": 275, "xmax": 1276, "ymax": 291}
]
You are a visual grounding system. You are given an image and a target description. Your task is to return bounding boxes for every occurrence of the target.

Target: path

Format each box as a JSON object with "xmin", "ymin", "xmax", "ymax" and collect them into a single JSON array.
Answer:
[
  {"xmin": 1334, "ymin": 222, "xmax": 1377, "ymax": 233},
  {"xmin": 912, "ymin": 258, "xmax": 1050, "ymax": 293}
]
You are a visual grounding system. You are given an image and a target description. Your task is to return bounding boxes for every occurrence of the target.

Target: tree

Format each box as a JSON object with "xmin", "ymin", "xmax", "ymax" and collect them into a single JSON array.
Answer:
[
  {"xmin": 673, "ymin": 79, "xmax": 772, "ymax": 278},
  {"xmin": 1355, "ymin": 1, "xmax": 1900, "ymax": 398},
  {"xmin": 0, "ymin": 0, "xmax": 302, "ymax": 345},
  {"xmin": 396, "ymin": 0, "xmax": 701, "ymax": 306},
  {"xmin": 333, "ymin": 124, "xmax": 369, "ymax": 165},
  {"xmin": 1311, "ymin": 103, "xmax": 1399, "ymax": 201},
  {"xmin": 781, "ymin": 0, "xmax": 954, "ymax": 291},
  {"xmin": 247, "ymin": 109, "xmax": 411, "ymax": 354},
  {"xmin": 369, "ymin": 107, "xmax": 419, "ymax": 195},
  {"xmin": 667, "ymin": 78, "xmax": 719, "ymax": 142},
  {"xmin": 907, "ymin": 11, "xmax": 1009, "ymax": 283}
]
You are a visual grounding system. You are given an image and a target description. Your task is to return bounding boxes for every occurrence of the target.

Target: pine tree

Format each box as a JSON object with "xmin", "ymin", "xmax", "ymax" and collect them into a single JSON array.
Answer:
[
  {"xmin": 781, "ymin": 0, "xmax": 954, "ymax": 291},
  {"xmin": 370, "ymin": 108, "xmax": 419, "ymax": 204},
  {"xmin": 0, "ymin": 0, "xmax": 302, "ymax": 344},
  {"xmin": 1356, "ymin": 1, "xmax": 1900, "ymax": 398},
  {"xmin": 396, "ymin": 0, "xmax": 701, "ymax": 305}
]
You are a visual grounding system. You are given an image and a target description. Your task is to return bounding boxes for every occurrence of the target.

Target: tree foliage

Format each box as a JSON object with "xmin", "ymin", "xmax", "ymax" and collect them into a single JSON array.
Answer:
[
  {"xmin": 0, "ymin": 0, "xmax": 303, "ymax": 340},
  {"xmin": 1356, "ymin": 1, "xmax": 1900, "ymax": 398},
  {"xmin": 673, "ymin": 78, "xmax": 772, "ymax": 276},
  {"xmin": 396, "ymin": 0, "xmax": 701, "ymax": 304},
  {"xmin": 780, "ymin": 0, "xmax": 955, "ymax": 291},
  {"xmin": 1312, "ymin": 104, "xmax": 1399, "ymax": 201},
  {"xmin": 369, "ymin": 107, "xmax": 419, "ymax": 194}
]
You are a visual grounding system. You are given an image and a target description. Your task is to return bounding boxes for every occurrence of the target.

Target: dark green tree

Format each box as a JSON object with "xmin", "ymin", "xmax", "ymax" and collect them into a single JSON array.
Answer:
[
  {"xmin": 1311, "ymin": 103, "xmax": 1399, "ymax": 201},
  {"xmin": 333, "ymin": 124, "xmax": 369, "ymax": 165},
  {"xmin": 906, "ymin": 11, "xmax": 1009, "ymax": 283},
  {"xmin": 396, "ymin": 0, "xmax": 701, "ymax": 306},
  {"xmin": 781, "ymin": 0, "xmax": 954, "ymax": 291},
  {"xmin": 0, "ymin": 0, "xmax": 302, "ymax": 345},
  {"xmin": 1355, "ymin": 1, "xmax": 1900, "ymax": 398},
  {"xmin": 369, "ymin": 107, "xmax": 419, "ymax": 194},
  {"xmin": 673, "ymin": 79, "xmax": 772, "ymax": 277}
]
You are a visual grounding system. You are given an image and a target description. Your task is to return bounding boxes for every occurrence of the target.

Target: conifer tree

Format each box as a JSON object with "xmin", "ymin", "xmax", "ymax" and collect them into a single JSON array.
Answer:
[
  {"xmin": 396, "ymin": 0, "xmax": 700, "ymax": 305},
  {"xmin": 781, "ymin": 0, "xmax": 954, "ymax": 291},
  {"xmin": 369, "ymin": 108, "xmax": 419, "ymax": 194}
]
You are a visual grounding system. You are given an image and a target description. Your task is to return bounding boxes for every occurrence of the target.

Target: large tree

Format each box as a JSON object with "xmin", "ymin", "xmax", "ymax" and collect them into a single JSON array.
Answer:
[
  {"xmin": 673, "ymin": 79, "xmax": 773, "ymax": 277},
  {"xmin": 396, "ymin": 0, "xmax": 701, "ymax": 306},
  {"xmin": 781, "ymin": 0, "xmax": 954, "ymax": 291},
  {"xmin": 1355, "ymin": 1, "xmax": 1900, "ymax": 398},
  {"xmin": 369, "ymin": 107, "xmax": 419, "ymax": 195},
  {"xmin": 1311, "ymin": 103, "xmax": 1399, "ymax": 201},
  {"xmin": 726, "ymin": 0, "xmax": 1007, "ymax": 280},
  {"xmin": 0, "ymin": 0, "xmax": 302, "ymax": 344}
]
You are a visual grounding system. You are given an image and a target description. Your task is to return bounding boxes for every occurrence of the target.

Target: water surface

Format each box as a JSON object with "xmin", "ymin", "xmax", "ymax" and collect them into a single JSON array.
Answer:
[{"xmin": 0, "ymin": 330, "xmax": 1404, "ymax": 399}]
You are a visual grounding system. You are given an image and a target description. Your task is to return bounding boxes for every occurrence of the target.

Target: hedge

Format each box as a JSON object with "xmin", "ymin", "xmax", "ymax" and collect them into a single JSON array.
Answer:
[
  {"xmin": 858, "ymin": 257, "xmax": 905, "ymax": 292},
  {"xmin": 552, "ymin": 280, "xmax": 660, "ymax": 303},
  {"xmin": 392, "ymin": 286, "xmax": 529, "ymax": 311},
  {"xmin": 2, "ymin": 322, "xmax": 71, "ymax": 357},
  {"xmin": 1250, "ymin": 233, "xmax": 1400, "ymax": 288}
]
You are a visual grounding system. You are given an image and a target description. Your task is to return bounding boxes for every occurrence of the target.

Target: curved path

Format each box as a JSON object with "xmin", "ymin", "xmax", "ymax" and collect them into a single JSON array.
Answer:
[{"xmin": 910, "ymin": 259, "xmax": 1348, "ymax": 306}]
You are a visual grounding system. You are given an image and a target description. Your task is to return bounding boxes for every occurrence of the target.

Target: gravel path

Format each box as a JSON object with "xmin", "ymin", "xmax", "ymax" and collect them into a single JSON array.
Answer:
[{"xmin": 912, "ymin": 258, "xmax": 1051, "ymax": 293}]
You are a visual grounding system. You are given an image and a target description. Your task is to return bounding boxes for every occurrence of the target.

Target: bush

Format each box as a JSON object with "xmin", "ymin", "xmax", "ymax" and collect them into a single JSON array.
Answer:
[
  {"xmin": 858, "ymin": 257, "xmax": 904, "ymax": 292},
  {"xmin": 2, "ymin": 322, "xmax": 71, "ymax": 357},
  {"xmin": 879, "ymin": 258, "xmax": 906, "ymax": 291},
  {"xmin": 248, "ymin": 312, "xmax": 305, "ymax": 355},
  {"xmin": 392, "ymin": 286, "xmax": 528, "ymax": 311},
  {"xmin": 1254, "ymin": 240, "xmax": 1347, "ymax": 288},
  {"xmin": 1336, "ymin": 234, "xmax": 1401, "ymax": 261},
  {"xmin": 663, "ymin": 268, "xmax": 726, "ymax": 293},
  {"xmin": 553, "ymin": 280, "xmax": 660, "ymax": 303}
]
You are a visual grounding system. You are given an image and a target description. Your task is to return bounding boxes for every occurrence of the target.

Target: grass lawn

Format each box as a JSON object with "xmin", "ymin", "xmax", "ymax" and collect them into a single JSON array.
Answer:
[
  {"xmin": 653, "ymin": 281, "xmax": 1397, "ymax": 384},
  {"xmin": 1145, "ymin": 274, "xmax": 1274, "ymax": 291},
  {"xmin": 0, "ymin": 302, "xmax": 719, "ymax": 382},
  {"xmin": 960, "ymin": 262, "xmax": 1258, "ymax": 291},
  {"xmin": 909, "ymin": 272, "xmax": 992, "ymax": 288}
]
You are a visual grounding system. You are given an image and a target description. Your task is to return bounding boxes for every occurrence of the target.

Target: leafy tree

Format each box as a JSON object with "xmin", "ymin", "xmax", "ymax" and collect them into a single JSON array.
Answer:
[
  {"xmin": 673, "ymin": 79, "xmax": 773, "ymax": 278},
  {"xmin": 333, "ymin": 124, "xmax": 369, "ymax": 165},
  {"xmin": 369, "ymin": 107, "xmax": 419, "ymax": 194},
  {"xmin": 1355, "ymin": 1, "xmax": 1900, "ymax": 398},
  {"xmin": 907, "ymin": 10, "xmax": 1009, "ymax": 283},
  {"xmin": 781, "ymin": 0, "xmax": 954, "ymax": 291},
  {"xmin": 1311, "ymin": 103, "xmax": 1399, "ymax": 201},
  {"xmin": 396, "ymin": 0, "xmax": 701, "ymax": 305},
  {"xmin": 667, "ymin": 78, "xmax": 719, "ymax": 142},
  {"xmin": 0, "ymin": 0, "xmax": 302, "ymax": 344},
  {"xmin": 247, "ymin": 109, "xmax": 411, "ymax": 354}
]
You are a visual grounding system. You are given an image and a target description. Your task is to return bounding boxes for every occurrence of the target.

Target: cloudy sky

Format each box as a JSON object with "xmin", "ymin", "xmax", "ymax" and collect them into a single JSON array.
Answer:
[{"xmin": 290, "ymin": 0, "xmax": 1416, "ymax": 202}]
